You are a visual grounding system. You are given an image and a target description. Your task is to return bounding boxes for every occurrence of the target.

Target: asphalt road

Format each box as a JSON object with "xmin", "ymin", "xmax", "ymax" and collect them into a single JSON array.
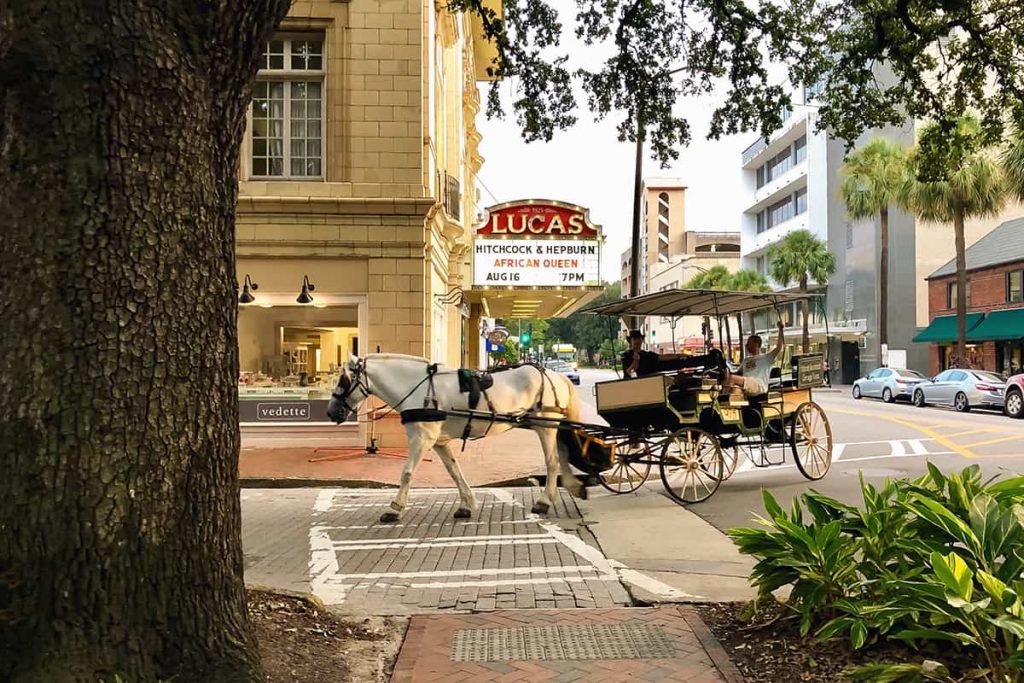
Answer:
[{"xmin": 575, "ymin": 368, "xmax": 1024, "ymax": 534}]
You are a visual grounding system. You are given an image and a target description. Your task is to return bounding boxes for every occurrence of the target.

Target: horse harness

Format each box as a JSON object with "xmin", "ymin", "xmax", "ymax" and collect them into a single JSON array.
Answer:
[{"xmin": 337, "ymin": 360, "xmax": 568, "ymax": 451}]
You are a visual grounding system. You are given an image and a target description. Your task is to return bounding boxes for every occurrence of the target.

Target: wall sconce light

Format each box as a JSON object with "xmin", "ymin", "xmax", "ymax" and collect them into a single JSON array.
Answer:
[
  {"xmin": 435, "ymin": 286, "xmax": 471, "ymax": 319},
  {"xmin": 239, "ymin": 274, "xmax": 258, "ymax": 304},
  {"xmin": 296, "ymin": 275, "xmax": 316, "ymax": 304}
]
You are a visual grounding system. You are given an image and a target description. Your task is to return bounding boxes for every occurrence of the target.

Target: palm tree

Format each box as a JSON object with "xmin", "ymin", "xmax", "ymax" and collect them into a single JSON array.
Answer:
[
  {"xmin": 839, "ymin": 138, "xmax": 908, "ymax": 353},
  {"xmin": 728, "ymin": 269, "xmax": 770, "ymax": 293},
  {"xmin": 685, "ymin": 264, "xmax": 735, "ymax": 354},
  {"xmin": 728, "ymin": 269, "xmax": 770, "ymax": 360},
  {"xmin": 768, "ymin": 229, "xmax": 836, "ymax": 353},
  {"xmin": 1002, "ymin": 126, "xmax": 1024, "ymax": 202},
  {"xmin": 901, "ymin": 116, "xmax": 1007, "ymax": 362}
]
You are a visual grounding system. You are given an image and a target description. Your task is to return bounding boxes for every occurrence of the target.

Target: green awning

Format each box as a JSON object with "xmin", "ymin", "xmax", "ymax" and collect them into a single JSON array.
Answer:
[
  {"xmin": 913, "ymin": 313, "xmax": 984, "ymax": 343},
  {"xmin": 968, "ymin": 309, "xmax": 1024, "ymax": 341}
]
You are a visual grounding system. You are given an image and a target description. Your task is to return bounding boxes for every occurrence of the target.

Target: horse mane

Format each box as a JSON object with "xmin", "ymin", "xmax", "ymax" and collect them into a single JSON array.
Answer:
[
  {"xmin": 366, "ymin": 352, "xmax": 429, "ymax": 363},
  {"xmin": 366, "ymin": 352, "xmax": 451, "ymax": 370}
]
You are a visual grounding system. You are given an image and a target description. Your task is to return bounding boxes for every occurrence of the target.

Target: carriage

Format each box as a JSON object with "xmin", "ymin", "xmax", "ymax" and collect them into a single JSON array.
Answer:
[{"xmin": 562, "ymin": 288, "xmax": 834, "ymax": 505}]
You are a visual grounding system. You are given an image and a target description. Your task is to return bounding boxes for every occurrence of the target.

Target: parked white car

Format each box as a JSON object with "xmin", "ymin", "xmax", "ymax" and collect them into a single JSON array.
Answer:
[
  {"xmin": 912, "ymin": 369, "xmax": 1007, "ymax": 412},
  {"xmin": 852, "ymin": 367, "xmax": 928, "ymax": 403}
]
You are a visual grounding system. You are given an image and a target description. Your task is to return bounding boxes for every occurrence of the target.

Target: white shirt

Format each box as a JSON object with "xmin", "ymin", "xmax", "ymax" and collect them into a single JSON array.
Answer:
[{"xmin": 741, "ymin": 348, "xmax": 779, "ymax": 388}]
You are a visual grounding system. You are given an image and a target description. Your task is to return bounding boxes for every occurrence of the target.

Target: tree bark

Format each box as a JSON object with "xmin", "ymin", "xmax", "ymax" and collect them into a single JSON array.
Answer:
[
  {"xmin": 954, "ymin": 204, "xmax": 968, "ymax": 363},
  {"xmin": 0, "ymin": 1, "xmax": 291, "ymax": 681},
  {"xmin": 878, "ymin": 206, "xmax": 889, "ymax": 353},
  {"xmin": 800, "ymin": 276, "xmax": 810, "ymax": 353}
]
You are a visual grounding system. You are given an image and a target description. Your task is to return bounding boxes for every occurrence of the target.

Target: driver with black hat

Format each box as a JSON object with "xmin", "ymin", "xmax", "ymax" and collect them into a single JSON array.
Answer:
[{"xmin": 621, "ymin": 329, "xmax": 661, "ymax": 377}]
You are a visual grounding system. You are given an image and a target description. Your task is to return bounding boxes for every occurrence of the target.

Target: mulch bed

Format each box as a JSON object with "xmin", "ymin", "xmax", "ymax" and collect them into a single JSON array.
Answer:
[
  {"xmin": 248, "ymin": 589, "xmax": 405, "ymax": 682},
  {"xmin": 695, "ymin": 602, "xmax": 965, "ymax": 682}
]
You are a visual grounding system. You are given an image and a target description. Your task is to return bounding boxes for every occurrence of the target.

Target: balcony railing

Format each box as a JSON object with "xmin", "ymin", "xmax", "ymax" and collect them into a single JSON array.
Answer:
[
  {"xmin": 741, "ymin": 138, "xmax": 767, "ymax": 165},
  {"xmin": 439, "ymin": 171, "xmax": 461, "ymax": 221}
]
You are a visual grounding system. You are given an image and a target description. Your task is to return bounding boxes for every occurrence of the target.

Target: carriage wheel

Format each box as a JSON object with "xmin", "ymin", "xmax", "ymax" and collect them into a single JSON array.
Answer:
[
  {"xmin": 659, "ymin": 428, "xmax": 724, "ymax": 505},
  {"xmin": 598, "ymin": 442, "xmax": 652, "ymax": 494},
  {"xmin": 790, "ymin": 402, "xmax": 833, "ymax": 480},
  {"xmin": 722, "ymin": 445, "xmax": 741, "ymax": 480}
]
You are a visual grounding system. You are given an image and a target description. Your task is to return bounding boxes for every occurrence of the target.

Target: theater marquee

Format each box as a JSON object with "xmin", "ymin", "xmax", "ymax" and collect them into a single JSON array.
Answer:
[{"xmin": 472, "ymin": 200, "xmax": 603, "ymax": 288}]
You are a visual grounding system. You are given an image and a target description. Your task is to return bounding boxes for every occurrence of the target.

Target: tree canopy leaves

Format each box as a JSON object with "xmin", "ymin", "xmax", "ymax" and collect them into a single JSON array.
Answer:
[{"xmin": 455, "ymin": 0, "xmax": 1024, "ymax": 164}]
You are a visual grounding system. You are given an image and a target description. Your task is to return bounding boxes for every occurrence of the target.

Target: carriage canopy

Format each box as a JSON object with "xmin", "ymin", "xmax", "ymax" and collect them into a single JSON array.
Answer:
[{"xmin": 583, "ymin": 288, "xmax": 820, "ymax": 318}]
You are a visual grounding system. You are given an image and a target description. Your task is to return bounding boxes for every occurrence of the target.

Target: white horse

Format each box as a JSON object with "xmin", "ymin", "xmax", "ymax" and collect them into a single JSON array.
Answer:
[{"xmin": 326, "ymin": 353, "xmax": 586, "ymax": 523}]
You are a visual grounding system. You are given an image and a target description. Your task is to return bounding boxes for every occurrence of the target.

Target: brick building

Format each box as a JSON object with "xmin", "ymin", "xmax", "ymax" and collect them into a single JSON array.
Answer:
[{"xmin": 916, "ymin": 217, "xmax": 1024, "ymax": 374}]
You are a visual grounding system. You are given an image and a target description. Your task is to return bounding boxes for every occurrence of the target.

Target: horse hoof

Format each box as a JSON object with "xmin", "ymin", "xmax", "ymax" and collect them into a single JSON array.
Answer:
[
  {"xmin": 380, "ymin": 511, "xmax": 400, "ymax": 523},
  {"xmin": 454, "ymin": 507, "xmax": 472, "ymax": 519},
  {"xmin": 576, "ymin": 486, "xmax": 588, "ymax": 500},
  {"xmin": 531, "ymin": 501, "xmax": 550, "ymax": 515}
]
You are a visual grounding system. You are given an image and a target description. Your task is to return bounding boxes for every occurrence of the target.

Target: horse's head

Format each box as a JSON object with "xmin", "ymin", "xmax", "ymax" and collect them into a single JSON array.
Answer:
[{"xmin": 326, "ymin": 355, "xmax": 369, "ymax": 424}]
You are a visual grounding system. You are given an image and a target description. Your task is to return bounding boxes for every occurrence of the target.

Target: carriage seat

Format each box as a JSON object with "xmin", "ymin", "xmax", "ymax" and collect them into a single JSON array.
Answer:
[{"xmin": 457, "ymin": 369, "xmax": 494, "ymax": 410}]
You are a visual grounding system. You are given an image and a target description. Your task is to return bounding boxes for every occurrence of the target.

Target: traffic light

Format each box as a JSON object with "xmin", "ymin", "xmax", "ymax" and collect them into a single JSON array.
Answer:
[{"xmin": 520, "ymin": 324, "xmax": 533, "ymax": 347}]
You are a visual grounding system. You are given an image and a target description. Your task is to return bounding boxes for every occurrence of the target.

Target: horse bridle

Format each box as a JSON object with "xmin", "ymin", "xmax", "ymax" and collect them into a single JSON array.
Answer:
[{"xmin": 333, "ymin": 358, "xmax": 371, "ymax": 406}]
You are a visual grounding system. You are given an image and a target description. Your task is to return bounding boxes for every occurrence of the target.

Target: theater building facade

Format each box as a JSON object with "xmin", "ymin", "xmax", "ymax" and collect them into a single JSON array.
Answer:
[{"xmin": 234, "ymin": 0, "xmax": 498, "ymax": 431}]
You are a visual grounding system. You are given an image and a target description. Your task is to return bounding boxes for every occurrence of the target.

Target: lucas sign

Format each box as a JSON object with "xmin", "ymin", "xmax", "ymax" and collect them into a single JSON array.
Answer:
[{"xmin": 473, "ymin": 200, "xmax": 603, "ymax": 287}]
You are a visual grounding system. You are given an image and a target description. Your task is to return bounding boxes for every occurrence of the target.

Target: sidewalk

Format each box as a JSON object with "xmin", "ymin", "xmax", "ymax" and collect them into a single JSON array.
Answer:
[
  {"xmin": 391, "ymin": 606, "xmax": 742, "ymax": 682},
  {"xmin": 240, "ymin": 427, "xmax": 547, "ymax": 487}
]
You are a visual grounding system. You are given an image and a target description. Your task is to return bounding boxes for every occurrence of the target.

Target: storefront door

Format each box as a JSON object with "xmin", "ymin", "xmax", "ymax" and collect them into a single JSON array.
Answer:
[{"xmin": 841, "ymin": 341, "xmax": 860, "ymax": 384}]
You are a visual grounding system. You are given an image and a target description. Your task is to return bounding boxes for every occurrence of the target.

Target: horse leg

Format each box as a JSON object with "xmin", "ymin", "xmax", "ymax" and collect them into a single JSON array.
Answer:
[
  {"xmin": 433, "ymin": 441, "xmax": 478, "ymax": 519},
  {"xmin": 557, "ymin": 440, "xmax": 587, "ymax": 501},
  {"xmin": 531, "ymin": 426, "xmax": 561, "ymax": 516},
  {"xmin": 381, "ymin": 423, "xmax": 435, "ymax": 523}
]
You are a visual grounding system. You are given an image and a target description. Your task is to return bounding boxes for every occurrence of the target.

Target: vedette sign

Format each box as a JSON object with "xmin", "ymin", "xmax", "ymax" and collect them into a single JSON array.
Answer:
[
  {"xmin": 473, "ymin": 200, "xmax": 602, "ymax": 287},
  {"xmin": 256, "ymin": 402, "xmax": 311, "ymax": 421}
]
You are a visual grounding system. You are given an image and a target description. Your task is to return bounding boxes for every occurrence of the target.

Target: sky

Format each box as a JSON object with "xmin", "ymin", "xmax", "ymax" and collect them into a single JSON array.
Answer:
[{"xmin": 472, "ymin": 11, "xmax": 753, "ymax": 281}]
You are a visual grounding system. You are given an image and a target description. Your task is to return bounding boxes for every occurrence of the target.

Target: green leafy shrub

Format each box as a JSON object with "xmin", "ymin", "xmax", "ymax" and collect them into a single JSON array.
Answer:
[{"xmin": 729, "ymin": 464, "xmax": 1024, "ymax": 681}]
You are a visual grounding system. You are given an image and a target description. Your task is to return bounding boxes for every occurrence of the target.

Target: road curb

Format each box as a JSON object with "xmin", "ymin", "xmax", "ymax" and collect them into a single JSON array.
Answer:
[
  {"xmin": 680, "ymin": 606, "xmax": 746, "ymax": 683},
  {"xmin": 240, "ymin": 475, "xmax": 550, "ymax": 489}
]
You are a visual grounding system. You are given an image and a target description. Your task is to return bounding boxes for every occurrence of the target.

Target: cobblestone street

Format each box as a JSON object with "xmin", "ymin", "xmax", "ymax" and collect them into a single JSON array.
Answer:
[{"xmin": 242, "ymin": 487, "xmax": 635, "ymax": 614}]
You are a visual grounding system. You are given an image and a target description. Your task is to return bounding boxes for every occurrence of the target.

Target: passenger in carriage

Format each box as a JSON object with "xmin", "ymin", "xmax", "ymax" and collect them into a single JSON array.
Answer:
[{"xmin": 723, "ymin": 319, "xmax": 785, "ymax": 398}]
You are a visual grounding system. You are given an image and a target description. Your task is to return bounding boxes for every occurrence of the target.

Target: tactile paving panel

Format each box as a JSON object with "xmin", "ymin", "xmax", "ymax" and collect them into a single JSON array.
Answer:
[{"xmin": 450, "ymin": 624, "xmax": 678, "ymax": 662}]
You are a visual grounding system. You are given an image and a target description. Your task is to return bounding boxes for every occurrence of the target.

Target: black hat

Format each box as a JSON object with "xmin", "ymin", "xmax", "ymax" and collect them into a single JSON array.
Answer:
[{"xmin": 627, "ymin": 329, "xmax": 644, "ymax": 340}]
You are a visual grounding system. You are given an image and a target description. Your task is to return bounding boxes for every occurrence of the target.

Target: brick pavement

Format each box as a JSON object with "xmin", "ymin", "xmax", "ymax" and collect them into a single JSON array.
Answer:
[
  {"xmin": 240, "ymin": 427, "xmax": 547, "ymax": 487},
  {"xmin": 391, "ymin": 606, "xmax": 743, "ymax": 683},
  {"xmin": 241, "ymin": 486, "xmax": 633, "ymax": 614}
]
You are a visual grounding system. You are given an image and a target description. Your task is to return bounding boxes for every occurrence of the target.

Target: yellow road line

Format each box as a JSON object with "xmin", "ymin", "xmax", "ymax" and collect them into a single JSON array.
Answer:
[
  {"xmin": 963, "ymin": 434, "xmax": 1024, "ymax": 449},
  {"xmin": 944, "ymin": 428, "xmax": 994, "ymax": 438},
  {"xmin": 830, "ymin": 407, "xmax": 977, "ymax": 459}
]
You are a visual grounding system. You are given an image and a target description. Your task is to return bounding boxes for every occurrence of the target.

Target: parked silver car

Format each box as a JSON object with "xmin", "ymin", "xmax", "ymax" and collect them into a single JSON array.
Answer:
[
  {"xmin": 911, "ymin": 369, "xmax": 1007, "ymax": 412},
  {"xmin": 852, "ymin": 367, "xmax": 928, "ymax": 403}
]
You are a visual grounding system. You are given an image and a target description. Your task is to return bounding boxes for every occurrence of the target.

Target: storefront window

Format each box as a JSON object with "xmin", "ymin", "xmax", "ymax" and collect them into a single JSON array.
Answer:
[{"xmin": 237, "ymin": 305, "xmax": 358, "ymax": 423}]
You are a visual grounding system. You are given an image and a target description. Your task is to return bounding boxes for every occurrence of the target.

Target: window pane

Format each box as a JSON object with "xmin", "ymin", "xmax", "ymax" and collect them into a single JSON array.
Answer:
[
  {"xmin": 794, "ymin": 135, "xmax": 807, "ymax": 163},
  {"xmin": 292, "ymin": 121, "xmax": 306, "ymax": 138},
  {"xmin": 292, "ymin": 140, "xmax": 306, "ymax": 157},
  {"xmin": 291, "ymin": 39, "xmax": 323, "ymax": 70},
  {"xmin": 795, "ymin": 187, "xmax": 807, "ymax": 215},
  {"xmin": 261, "ymin": 40, "xmax": 284, "ymax": 70},
  {"xmin": 251, "ymin": 79, "xmax": 284, "ymax": 176}
]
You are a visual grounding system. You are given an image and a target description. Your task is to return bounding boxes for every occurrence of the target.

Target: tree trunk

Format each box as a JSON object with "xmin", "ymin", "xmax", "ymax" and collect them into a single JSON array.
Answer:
[
  {"xmin": 0, "ymin": 2, "xmax": 291, "ymax": 681},
  {"xmin": 954, "ymin": 204, "xmax": 968, "ymax": 363},
  {"xmin": 879, "ymin": 207, "xmax": 889, "ymax": 353},
  {"xmin": 800, "ymin": 276, "xmax": 810, "ymax": 353}
]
